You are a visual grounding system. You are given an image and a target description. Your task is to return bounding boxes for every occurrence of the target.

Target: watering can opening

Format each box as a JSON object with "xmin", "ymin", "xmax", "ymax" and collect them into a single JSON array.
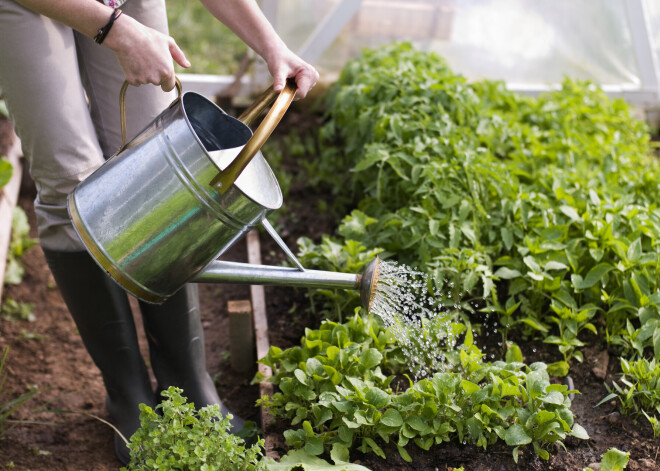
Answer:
[{"xmin": 180, "ymin": 92, "xmax": 283, "ymax": 211}]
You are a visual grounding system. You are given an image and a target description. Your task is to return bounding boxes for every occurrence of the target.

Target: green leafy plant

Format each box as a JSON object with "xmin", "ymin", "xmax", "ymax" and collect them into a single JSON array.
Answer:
[
  {"xmin": 1, "ymin": 298, "xmax": 35, "ymax": 322},
  {"xmin": 298, "ymin": 42, "xmax": 660, "ymax": 372},
  {"xmin": 122, "ymin": 386, "xmax": 266, "ymax": 471},
  {"xmin": 597, "ymin": 357, "xmax": 660, "ymax": 436},
  {"xmin": 5, "ymin": 207, "xmax": 38, "ymax": 285},
  {"xmin": 583, "ymin": 448, "xmax": 630, "ymax": 471},
  {"xmin": 258, "ymin": 313, "xmax": 587, "ymax": 464}
]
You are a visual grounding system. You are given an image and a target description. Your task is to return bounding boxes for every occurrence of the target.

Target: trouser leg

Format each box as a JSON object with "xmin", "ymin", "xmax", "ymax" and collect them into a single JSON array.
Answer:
[{"xmin": 0, "ymin": 0, "xmax": 105, "ymax": 251}]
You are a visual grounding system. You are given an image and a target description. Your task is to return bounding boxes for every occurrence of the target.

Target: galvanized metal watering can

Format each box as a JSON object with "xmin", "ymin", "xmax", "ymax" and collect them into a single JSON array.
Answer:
[{"xmin": 68, "ymin": 79, "xmax": 380, "ymax": 308}]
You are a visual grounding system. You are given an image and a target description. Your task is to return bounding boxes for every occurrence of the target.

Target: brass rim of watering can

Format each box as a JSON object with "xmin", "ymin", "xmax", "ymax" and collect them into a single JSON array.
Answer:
[
  {"xmin": 68, "ymin": 193, "xmax": 166, "ymax": 304},
  {"xmin": 210, "ymin": 79, "xmax": 297, "ymax": 194},
  {"xmin": 359, "ymin": 257, "xmax": 380, "ymax": 313},
  {"xmin": 368, "ymin": 257, "xmax": 380, "ymax": 313},
  {"xmin": 118, "ymin": 78, "xmax": 183, "ymax": 154}
]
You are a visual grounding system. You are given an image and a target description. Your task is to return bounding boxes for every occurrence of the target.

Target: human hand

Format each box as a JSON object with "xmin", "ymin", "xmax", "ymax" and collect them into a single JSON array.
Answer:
[
  {"xmin": 264, "ymin": 46, "xmax": 319, "ymax": 99},
  {"xmin": 104, "ymin": 14, "xmax": 190, "ymax": 92}
]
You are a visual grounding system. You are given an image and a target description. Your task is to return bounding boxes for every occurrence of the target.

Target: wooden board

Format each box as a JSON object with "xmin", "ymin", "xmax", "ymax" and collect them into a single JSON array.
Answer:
[
  {"xmin": 0, "ymin": 127, "xmax": 23, "ymax": 303},
  {"xmin": 246, "ymin": 229, "xmax": 277, "ymax": 458}
]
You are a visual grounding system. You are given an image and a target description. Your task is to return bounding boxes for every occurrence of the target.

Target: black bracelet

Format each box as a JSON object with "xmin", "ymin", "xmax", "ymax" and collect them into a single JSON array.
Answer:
[{"xmin": 94, "ymin": 9, "xmax": 122, "ymax": 45}]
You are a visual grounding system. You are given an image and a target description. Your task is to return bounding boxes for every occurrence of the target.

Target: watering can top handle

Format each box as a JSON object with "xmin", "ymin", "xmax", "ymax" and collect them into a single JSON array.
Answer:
[
  {"xmin": 118, "ymin": 77, "xmax": 183, "ymax": 153},
  {"xmin": 210, "ymin": 79, "xmax": 297, "ymax": 194}
]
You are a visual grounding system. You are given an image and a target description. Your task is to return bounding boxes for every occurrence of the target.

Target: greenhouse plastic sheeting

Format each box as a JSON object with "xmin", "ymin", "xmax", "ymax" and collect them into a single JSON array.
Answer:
[{"xmin": 272, "ymin": 0, "xmax": 658, "ymax": 89}]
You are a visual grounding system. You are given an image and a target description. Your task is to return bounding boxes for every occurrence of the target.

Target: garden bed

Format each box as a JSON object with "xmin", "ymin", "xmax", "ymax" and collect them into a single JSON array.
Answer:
[{"xmin": 1, "ymin": 102, "xmax": 659, "ymax": 471}]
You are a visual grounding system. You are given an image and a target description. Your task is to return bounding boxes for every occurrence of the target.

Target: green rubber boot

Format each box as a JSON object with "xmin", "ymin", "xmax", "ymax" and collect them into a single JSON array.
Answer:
[
  {"xmin": 138, "ymin": 285, "xmax": 245, "ymax": 433},
  {"xmin": 43, "ymin": 249, "xmax": 154, "ymax": 465}
]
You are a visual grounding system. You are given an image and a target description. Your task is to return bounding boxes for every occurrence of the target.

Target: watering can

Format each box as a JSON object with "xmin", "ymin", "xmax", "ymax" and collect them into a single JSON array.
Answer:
[{"xmin": 67, "ymin": 78, "xmax": 380, "ymax": 309}]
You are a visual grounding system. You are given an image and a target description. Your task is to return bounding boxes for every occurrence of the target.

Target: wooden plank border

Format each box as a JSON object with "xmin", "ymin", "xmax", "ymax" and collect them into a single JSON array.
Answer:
[
  {"xmin": 246, "ymin": 229, "xmax": 278, "ymax": 458},
  {"xmin": 0, "ymin": 126, "xmax": 23, "ymax": 303}
]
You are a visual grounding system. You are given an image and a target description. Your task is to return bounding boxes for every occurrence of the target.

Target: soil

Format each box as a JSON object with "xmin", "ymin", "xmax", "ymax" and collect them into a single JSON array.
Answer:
[{"xmin": 1, "ymin": 112, "xmax": 659, "ymax": 471}]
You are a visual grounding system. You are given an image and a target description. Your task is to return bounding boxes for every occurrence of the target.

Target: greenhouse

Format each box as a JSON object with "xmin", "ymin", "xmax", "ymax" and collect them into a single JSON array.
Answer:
[{"xmin": 1, "ymin": 1, "xmax": 660, "ymax": 470}]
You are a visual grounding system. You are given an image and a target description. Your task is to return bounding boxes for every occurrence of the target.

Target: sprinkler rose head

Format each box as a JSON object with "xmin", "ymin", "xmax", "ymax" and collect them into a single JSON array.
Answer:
[{"xmin": 359, "ymin": 257, "xmax": 380, "ymax": 312}]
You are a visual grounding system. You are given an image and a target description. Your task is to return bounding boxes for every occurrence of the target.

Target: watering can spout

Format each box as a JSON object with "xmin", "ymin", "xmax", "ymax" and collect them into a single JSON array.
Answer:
[
  {"xmin": 359, "ymin": 257, "xmax": 381, "ymax": 312},
  {"xmin": 193, "ymin": 257, "xmax": 381, "ymax": 311}
]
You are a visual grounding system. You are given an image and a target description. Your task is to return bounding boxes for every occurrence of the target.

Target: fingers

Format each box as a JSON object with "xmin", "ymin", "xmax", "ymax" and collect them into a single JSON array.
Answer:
[
  {"xmin": 160, "ymin": 74, "xmax": 176, "ymax": 92},
  {"xmin": 169, "ymin": 38, "xmax": 191, "ymax": 69},
  {"xmin": 292, "ymin": 69, "xmax": 319, "ymax": 99},
  {"xmin": 272, "ymin": 73, "xmax": 287, "ymax": 93},
  {"xmin": 271, "ymin": 66, "xmax": 319, "ymax": 99}
]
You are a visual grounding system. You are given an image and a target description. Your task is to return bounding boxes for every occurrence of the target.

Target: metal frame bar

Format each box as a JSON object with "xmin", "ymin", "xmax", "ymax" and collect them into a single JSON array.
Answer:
[
  {"xmin": 296, "ymin": 0, "xmax": 365, "ymax": 64},
  {"xmin": 624, "ymin": 0, "xmax": 660, "ymax": 95}
]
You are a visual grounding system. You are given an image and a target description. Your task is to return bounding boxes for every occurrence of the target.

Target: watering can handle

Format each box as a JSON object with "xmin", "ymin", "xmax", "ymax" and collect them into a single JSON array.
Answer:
[
  {"xmin": 210, "ymin": 79, "xmax": 297, "ymax": 194},
  {"xmin": 117, "ymin": 78, "xmax": 183, "ymax": 153}
]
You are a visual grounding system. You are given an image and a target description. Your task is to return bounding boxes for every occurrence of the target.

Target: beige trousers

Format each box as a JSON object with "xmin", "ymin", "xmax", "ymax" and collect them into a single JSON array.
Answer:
[{"xmin": 0, "ymin": 0, "xmax": 176, "ymax": 250}]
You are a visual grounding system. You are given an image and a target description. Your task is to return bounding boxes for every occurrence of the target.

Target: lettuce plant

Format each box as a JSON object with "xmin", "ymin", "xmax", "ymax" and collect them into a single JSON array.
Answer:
[{"xmin": 258, "ymin": 314, "xmax": 587, "ymax": 463}]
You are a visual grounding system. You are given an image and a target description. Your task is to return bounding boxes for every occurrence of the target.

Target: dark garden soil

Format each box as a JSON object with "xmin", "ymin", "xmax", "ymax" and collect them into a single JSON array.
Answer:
[{"xmin": 0, "ymin": 112, "xmax": 659, "ymax": 471}]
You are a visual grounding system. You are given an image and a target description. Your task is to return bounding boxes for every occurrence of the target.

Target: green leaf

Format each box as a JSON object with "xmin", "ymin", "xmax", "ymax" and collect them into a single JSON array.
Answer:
[
  {"xmin": 363, "ymin": 437, "xmax": 386, "ymax": 459},
  {"xmin": 574, "ymin": 264, "xmax": 613, "ymax": 290},
  {"xmin": 360, "ymin": 348, "xmax": 383, "ymax": 370},
  {"xmin": 0, "ymin": 157, "xmax": 12, "ymax": 189},
  {"xmin": 380, "ymin": 409, "xmax": 403, "ymax": 427},
  {"xmin": 506, "ymin": 343, "xmax": 523, "ymax": 363},
  {"xmin": 330, "ymin": 442, "xmax": 350, "ymax": 464},
  {"xmin": 294, "ymin": 369, "xmax": 308, "ymax": 386},
  {"xmin": 504, "ymin": 424, "xmax": 532, "ymax": 446},
  {"xmin": 559, "ymin": 205, "xmax": 581, "ymax": 222},
  {"xmin": 365, "ymin": 387, "xmax": 390, "ymax": 409},
  {"xmin": 268, "ymin": 449, "xmax": 373, "ymax": 471},
  {"xmin": 600, "ymin": 448, "xmax": 630, "ymax": 471},
  {"xmin": 406, "ymin": 415, "xmax": 432, "ymax": 434},
  {"xmin": 626, "ymin": 238, "xmax": 642, "ymax": 263},
  {"xmin": 397, "ymin": 445, "xmax": 412, "ymax": 463},
  {"xmin": 570, "ymin": 423, "xmax": 590, "ymax": 440},
  {"xmin": 461, "ymin": 380, "xmax": 480, "ymax": 395},
  {"xmin": 501, "ymin": 227, "xmax": 514, "ymax": 250},
  {"xmin": 546, "ymin": 361, "xmax": 570, "ymax": 377},
  {"xmin": 304, "ymin": 436, "xmax": 324, "ymax": 456},
  {"xmin": 494, "ymin": 267, "xmax": 522, "ymax": 279}
]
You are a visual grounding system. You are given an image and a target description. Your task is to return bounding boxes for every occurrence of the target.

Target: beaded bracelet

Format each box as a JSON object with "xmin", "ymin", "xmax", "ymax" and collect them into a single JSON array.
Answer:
[{"xmin": 94, "ymin": 9, "xmax": 122, "ymax": 45}]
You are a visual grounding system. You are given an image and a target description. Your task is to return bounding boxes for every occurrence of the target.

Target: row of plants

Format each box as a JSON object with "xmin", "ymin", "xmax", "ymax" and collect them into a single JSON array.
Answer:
[
  {"xmin": 257, "ymin": 314, "xmax": 588, "ymax": 463},
  {"xmin": 256, "ymin": 41, "xmax": 660, "ymax": 465}
]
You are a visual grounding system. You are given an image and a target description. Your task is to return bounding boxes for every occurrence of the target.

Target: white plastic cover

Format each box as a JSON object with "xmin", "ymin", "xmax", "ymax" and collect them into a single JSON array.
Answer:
[{"xmin": 272, "ymin": 0, "xmax": 658, "ymax": 92}]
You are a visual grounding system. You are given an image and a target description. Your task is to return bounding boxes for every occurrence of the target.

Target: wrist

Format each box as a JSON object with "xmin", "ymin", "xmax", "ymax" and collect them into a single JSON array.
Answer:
[
  {"xmin": 93, "ymin": 9, "xmax": 122, "ymax": 44},
  {"xmin": 102, "ymin": 13, "xmax": 133, "ymax": 52}
]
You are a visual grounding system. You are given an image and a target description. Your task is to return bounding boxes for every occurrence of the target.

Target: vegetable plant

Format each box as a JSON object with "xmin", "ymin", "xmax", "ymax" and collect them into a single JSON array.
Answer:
[
  {"xmin": 299, "ymin": 42, "xmax": 660, "ymax": 372},
  {"xmin": 583, "ymin": 448, "xmax": 630, "ymax": 471},
  {"xmin": 5, "ymin": 206, "xmax": 38, "ymax": 285},
  {"xmin": 258, "ymin": 313, "xmax": 588, "ymax": 464},
  {"xmin": 123, "ymin": 387, "xmax": 266, "ymax": 471},
  {"xmin": 597, "ymin": 357, "xmax": 660, "ymax": 436}
]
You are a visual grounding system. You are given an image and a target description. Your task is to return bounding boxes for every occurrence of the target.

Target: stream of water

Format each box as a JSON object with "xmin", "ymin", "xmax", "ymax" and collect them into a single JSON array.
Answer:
[{"xmin": 369, "ymin": 260, "xmax": 460, "ymax": 378}]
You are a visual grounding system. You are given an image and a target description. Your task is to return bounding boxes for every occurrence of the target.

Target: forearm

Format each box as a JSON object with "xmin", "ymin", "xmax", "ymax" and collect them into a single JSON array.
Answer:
[
  {"xmin": 198, "ymin": 0, "xmax": 288, "ymax": 62},
  {"xmin": 14, "ymin": 0, "xmax": 114, "ymax": 39}
]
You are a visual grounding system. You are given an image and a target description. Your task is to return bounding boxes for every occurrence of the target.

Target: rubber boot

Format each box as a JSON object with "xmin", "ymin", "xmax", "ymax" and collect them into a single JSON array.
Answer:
[
  {"xmin": 138, "ymin": 285, "xmax": 245, "ymax": 432},
  {"xmin": 43, "ymin": 249, "xmax": 155, "ymax": 465}
]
